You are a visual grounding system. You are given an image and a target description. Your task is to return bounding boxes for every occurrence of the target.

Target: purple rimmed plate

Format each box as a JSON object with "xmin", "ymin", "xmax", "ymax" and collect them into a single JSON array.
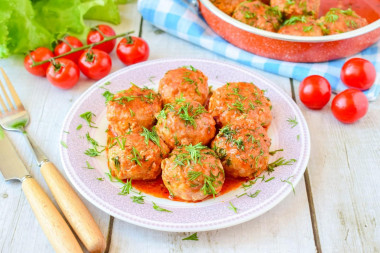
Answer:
[{"xmin": 60, "ymin": 58, "xmax": 310, "ymax": 232}]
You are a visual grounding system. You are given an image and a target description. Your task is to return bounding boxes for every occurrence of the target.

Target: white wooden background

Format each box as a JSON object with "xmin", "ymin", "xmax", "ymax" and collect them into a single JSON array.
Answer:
[{"xmin": 1, "ymin": 3, "xmax": 379, "ymax": 253}]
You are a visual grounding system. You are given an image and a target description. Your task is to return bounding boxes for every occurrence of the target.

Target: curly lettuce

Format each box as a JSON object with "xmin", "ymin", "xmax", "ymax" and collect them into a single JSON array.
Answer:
[{"xmin": 0, "ymin": 0, "xmax": 123, "ymax": 58}]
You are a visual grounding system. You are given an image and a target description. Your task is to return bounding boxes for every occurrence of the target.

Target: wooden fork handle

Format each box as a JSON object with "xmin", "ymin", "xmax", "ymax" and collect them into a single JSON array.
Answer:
[
  {"xmin": 22, "ymin": 177, "xmax": 83, "ymax": 253},
  {"xmin": 40, "ymin": 162, "xmax": 106, "ymax": 253}
]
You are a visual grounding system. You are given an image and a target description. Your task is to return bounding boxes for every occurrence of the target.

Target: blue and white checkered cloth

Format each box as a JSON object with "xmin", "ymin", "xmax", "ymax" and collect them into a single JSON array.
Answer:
[{"xmin": 138, "ymin": 0, "xmax": 380, "ymax": 101}]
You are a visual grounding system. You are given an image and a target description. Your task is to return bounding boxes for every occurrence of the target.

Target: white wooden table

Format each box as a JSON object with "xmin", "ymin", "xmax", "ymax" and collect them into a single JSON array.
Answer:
[{"xmin": 1, "ymin": 3, "xmax": 379, "ymax": 252}]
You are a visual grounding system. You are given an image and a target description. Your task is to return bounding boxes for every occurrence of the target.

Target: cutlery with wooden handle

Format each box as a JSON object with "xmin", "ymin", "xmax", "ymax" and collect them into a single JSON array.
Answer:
[
  {"xmin": 0, "ymin": 132, "xmax": 83, "ymax": 253},
  {"xmin": 0, "ymin": 67, "xmax": 106, "ymax": 253}
]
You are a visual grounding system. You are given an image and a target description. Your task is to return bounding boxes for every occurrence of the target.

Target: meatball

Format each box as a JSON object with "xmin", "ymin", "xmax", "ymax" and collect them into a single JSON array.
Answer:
[
  {"xmin": 106, "ymin": 85, "xmax": 162, "ymax": 136},
  {"xmin": 232, "ymin": 1, "xmax": 282, "ymax": 32},
  {"xmin": 158, "ymin": 66, "xmax": 209, "ymax": 106},
  {"xmin": 211, "ymin": 123, "xmax": 271, "ymax": 178},
  {"xmin": 318, "ymin": 8, "xmax": 368, "ymax": 35},
  {"xmin": 107, "ymin": 127, "xmax": 170, "ymax": 180},
  {"xmin": 270, "ymin": 0, "xmax": 320, "ymax": 18},
  {"xmin": 208, "ymin": 82, "xmax": 272, "ymax": 128},
  {"xmin": 161, "ymin": 144, "xmax": 225, "ymax": 201},
  {"xmin": 211, "ymin": 0, "xmax": 246, "ymax": 16},
  {"xmin": 278, "ymin": 16, "xmax": 323, "ymax": 36},
  {"xmin": 156, "ymin": 100, "xmax": 216, "ymax": 150}
]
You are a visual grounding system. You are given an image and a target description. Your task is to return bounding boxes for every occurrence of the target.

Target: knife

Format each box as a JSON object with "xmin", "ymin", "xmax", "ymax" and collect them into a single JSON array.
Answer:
[{"xmin": 0, "ymin": 133, "xmax": 83, "ymax": 253}]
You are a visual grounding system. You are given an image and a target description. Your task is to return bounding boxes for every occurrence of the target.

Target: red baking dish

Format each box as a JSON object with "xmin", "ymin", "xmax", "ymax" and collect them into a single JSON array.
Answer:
[{"xmin": 198, "ymin": 0, "xmax": 380, "ymax": 62}]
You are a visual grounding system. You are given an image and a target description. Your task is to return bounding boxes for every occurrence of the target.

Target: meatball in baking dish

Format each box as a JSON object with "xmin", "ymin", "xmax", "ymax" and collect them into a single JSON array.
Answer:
[
  {"xmin": 210, "ymin": 0, "xmax": 246, "ymax": 16},
  {"xmin": 158, "ymin": 66, "xmax": 209, "ymax": 106},
  {"xmin": 161, "ymin": 144, "xmax": 225, "ymax": 201},
  {"xmin": 107, "ymin": 127, "xmax": 170, "ymax": 180},
  {"xmin": 106, "ymin": 85, "xmax": 162, "ymax": 136},
  {"xmin": 212, "ymin": 123, "xmax": 271, "ymax": 178},
  {"xmin": 208, "ymin": 82, "xmax": 272, "ymax": 128},
  {"xmin": 278, "ymin": 16, "xmax": 323, "ymax": 36},
  {"xmin": 232, "ymin": 1, "xmax": 282, "ymax": 32},
  {"xmin": 270, "ymin": 0, "xmax": 320, "ymax": 18},
  {"xmin": 318, "ymin": 8, "xmax": 368, "ymax": 35},
  {"xmin": 156, "ymin": 100, "xmax": 216, "ymax": 150}
]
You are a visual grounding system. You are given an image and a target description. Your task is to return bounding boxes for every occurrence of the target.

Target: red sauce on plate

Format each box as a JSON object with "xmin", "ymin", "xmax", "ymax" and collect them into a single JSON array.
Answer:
[
  {"xmin": 129, "ymin": 176, "xmax": 247, "ymax": 202},
  {"xmin": 320, "ymin": 0, "xmax": 380, "ymax": 23}
]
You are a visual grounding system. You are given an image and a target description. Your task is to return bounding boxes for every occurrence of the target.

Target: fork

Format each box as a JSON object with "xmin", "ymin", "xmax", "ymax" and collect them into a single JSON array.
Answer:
[{"xmin": 0, "ymin": 68, "xmax": 106, "ymax": 253}]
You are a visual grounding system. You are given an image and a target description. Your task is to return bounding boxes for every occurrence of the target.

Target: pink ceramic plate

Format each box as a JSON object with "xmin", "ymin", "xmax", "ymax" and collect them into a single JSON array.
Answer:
[{"xmin": 60, "ymin": 58, "xmax": 310, "ymax": 232}]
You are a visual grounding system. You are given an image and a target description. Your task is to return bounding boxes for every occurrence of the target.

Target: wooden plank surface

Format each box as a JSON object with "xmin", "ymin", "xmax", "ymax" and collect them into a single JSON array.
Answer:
[{"xmin": 292, "ymin": 80, "xmax": 380, "ymax": 253}]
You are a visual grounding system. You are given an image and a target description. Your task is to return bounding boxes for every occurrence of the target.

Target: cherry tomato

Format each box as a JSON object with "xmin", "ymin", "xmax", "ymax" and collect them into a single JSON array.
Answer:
[
  {"xmin": 54, "ymin": 36, "xmax": 84, "ymax": 63},
  {"xmin": 341, "ymin": 58, "xmax": 376, "ymax": 90},
  {"xmin": 46, "ymin": 58, "xmax": 80, "ymax": 89},
  {"xmin": 78, "ymin": 49, "xmax": 112, "ymax": 80},
  {"xmin": 299, "ymin": 75, "xmax": 331, "ymax": 109},
  {"xmin": 331, "ymin": 88, "xmax": 368, "ymax": 124},
  {"xmin": 87, "ymin": 25, "xmax": 116, "ymax": 53},
  {"xmin": 24, "ymin": 47, "xmax": 54, "ymax": 77},
  {"xmin": 116, "ymin": 36, "xmax": 149, "ymax": 65}
]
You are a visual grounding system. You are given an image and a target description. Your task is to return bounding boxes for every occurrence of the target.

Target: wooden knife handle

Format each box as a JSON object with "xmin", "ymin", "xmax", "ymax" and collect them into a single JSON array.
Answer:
[
  {"xmin": 40, "ymin": 162, "xmax": 106, "ymax": 253},
  {"xmin": 22, "ymin": 177, "xmax": 83, "ymax": 253}
]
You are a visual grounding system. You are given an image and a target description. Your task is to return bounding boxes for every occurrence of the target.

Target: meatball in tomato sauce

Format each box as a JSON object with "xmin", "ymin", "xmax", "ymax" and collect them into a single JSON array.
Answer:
[
  {"xmin": 212, "ymin": 123, "xmax": 271, "ymax": 178},
  {"xmin": 210, "ymin": 0, "xmax": 246, "ymax": 16},
  {"xmin": 278, "ymin": 16, "xmax": 323, "ymax": 36},
  {"xmin": 106, "ymin": 85, "xmax": 162, "ymax": 136},
  {"xmin": 208, "ymin": 82, "xmax": 272, "ymax": 128},
  {"xmin": 107, "ymin": 127, "xmax": 170, "ymax": 180},
  {"xmin": 158, "ymin": 66, "xmax": 209, "ymax": 106},
  {"xmin": 161, "ymin": 144, "xmax": 225, "ymax": 201},
  {"xmin": 156, "ymin": 100, "xmax": 216, "ymax": 150},
  {"xmin": 233, "ymin": 1, "xmax": 282, "ymax": 32},
  {"xmin": 318, "ymin": 8, "xmax": 368, "ymax": 35},
  {"xmin": 270, "ymin": 0, "xmax": 320, "ymax": 18}
]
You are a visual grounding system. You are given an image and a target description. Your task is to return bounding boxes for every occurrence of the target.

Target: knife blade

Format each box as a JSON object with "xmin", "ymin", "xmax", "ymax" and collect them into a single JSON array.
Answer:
[{"xmin": 0, "ymin": 133, "xmax": 29, "ymax": 181}]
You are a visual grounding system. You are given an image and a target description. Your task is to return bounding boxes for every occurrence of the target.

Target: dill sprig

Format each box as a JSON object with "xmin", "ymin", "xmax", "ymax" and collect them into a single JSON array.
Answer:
[
  {"xmin": 228, "ymin": 201, "xmax": 238, "ymax": 213},
  {"xmin": 118, "ymin": 179, "xmax": 132, "ymax": 195},
  {"xmin": 131, "ymin": 195, "xmax": 145, "ymax": 204},
  {"xmin": 182, "ymin": 232, "xmax": 199, "ymax": 241},
  {"xmin": 188, "ymin": 171, "xmax": 202, "ymax": 181},
  {"xmin": 269, "ymin": 149, "xmax": 284, "ymax": 155},
  {"xmin": 140, "ymin": 127, "xmax": 161, "ymax": 147},
  {"xmin": 102, "ymin": 90, "xmax": 114, "ymax": 104},
  {"xmin": 287, "ymin": 116, "xmax": 298, "ymax": 128},
  {"xmin": 84, "ymin": 161, "xmax": 95, "ymax": 169},
  {"xmin": 268, "ymin": 157, "xmax": 296, "ymax": 172},
  {"xmin": 129, "ymin": 147, "xmax": 142, "ymax": 166},
  {"xmin": 80, "ymin": 111, "xmax": 97, "ymax": 128},
  {"xmin": 281, "ymin": 176, "xmax": 296, "ymax": 195},
  {"xmin": 152, "ymin": 202, "xmax": 172, "ymax": 212}
]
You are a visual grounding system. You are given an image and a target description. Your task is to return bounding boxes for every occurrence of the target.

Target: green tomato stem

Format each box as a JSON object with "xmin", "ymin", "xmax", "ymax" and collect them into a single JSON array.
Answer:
[{"xmin": 31, "ymin": 31, "xmax": 134, "ymax": 67}]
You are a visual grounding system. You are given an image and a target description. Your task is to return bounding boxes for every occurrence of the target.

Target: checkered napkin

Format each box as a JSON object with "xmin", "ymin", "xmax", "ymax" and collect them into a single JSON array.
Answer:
[{"xmin": 138, "ymin": 0, "xmax": 380, "ymax": 101}]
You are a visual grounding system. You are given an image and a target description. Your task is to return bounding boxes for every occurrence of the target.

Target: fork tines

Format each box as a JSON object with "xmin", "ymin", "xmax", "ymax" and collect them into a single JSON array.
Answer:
[{"xmin": 0, "ymin": 67, "xmax": 23, "ymax": 113}]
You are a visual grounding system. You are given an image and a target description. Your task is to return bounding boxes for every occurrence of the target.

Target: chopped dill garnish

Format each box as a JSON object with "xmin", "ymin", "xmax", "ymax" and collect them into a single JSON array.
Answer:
[
  {"xmin": 233, "ymin": 138, "xmax": 245, "ymax": 150},
  {"xmin": 297, "ymin": 134, "xmax": 300, "ymax": 141},
  {"xmin": 188, "ymin": 171, "xmax": 202, "ymax": 181},
  {"xmin": 60, "ymin": 141, "xmax": 68, "ymax": 149},
  {"xmin": 129, "ymin": 108, "xmax": 135, "ymax": 117},
  {"xmin": 102, "ymin": 91, "xmax": 114, "ymax": 104},
  {"xmin": 269, "ymin": 149, "xmax": 284, "ymax": 155},
  {"xmin": 129, "ymin": 147, "xmax": 142, "ymax": 166},
  {"xmin": 281, "ymin": 176, "xmax": 295, "ymax": 195},
  {"xmin": 105, "ymin": 172, "xmax": 125, "ymax": 184},
  {"xmin": 248, "ymin": 190, "xmax": 261, "ymax": 198},
  {"xmin": 152, "ymin": 202, "xmax": 172, "ymax": 212},
  {"xmin": 229, "ymin": 100, "xmax": 245, "ymax": 113},
  {"xmin": 268, "ymin": 157, "xmax": 296, "ymax": 172},
  {"xmin": 84, "ymin": 132, "xmax": 104, "ymax": 157},
  {"xmin": 201, "ymin": 174, "xmax": 217, "ymax": 197},
  {"xmin": 303, "ymin": 25, "xmax": 313, "ymax": 32},
  {"xmin": 140, "ymin": 127, "xmax": 161, "ymax": 147},
  {"xmin": 242, "ymin": 178, "xmax": 258, "ymax": 191},
  {"xmin": 84, "ymin": 149, "xmax": 102, "ymax": 157},
  {"xmin": 118, "ymin": 179, "xmax": 132, "ymax": 195},
  {"xmin": 218, "ymin": 125, "xmax": 236, "ymax": 142},
  {"xmin": 265, "ymin": 177, "xmax": 275, "ymax": 182},
  {"xmin": 131, "ymin": 195, "xmax": 145, "ymax": 204},
  {"xmin": 84, "ymin": 161, "xmax": 94, "ymax": 169},
  {"xmin": 96, "ymin": 177, "xmax": 104, "ymax": 181},
  {"xmin": 76, "ymin": 124, "xmax": 82, "ymax": 130},
  {"xmin": 287, "ymin": 116, "xmax": 298, "ymax": 128},
  {"xmin": 182, "ymin": 232, "xmax": 199, "ymax": 241},
  {"xmin": 174, "ymin": 143, "xmax": 207, "ymax": 167},
  {"xmin": 228, "ymin": 201, "xmax": 238, "ymax": 213},
  {"xmin": 80, "ymin": 111, "xmax": 97, "ymax": 128}
]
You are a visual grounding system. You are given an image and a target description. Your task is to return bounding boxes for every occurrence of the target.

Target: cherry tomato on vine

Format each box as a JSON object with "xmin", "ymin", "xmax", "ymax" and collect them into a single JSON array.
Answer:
[
  {"xmin": 299, "ymin": 75, "xmax": 331, "ymax": 109},
  {"xmin": 78, "ymin": 49, "xmax": 112, "ymax": 80},
  {"xmin": 87, "ymin": 25, "xmax": 116, "ymax": 53},
  {"xmin": 24, "ymin": 47, "xmax": 54, "ymax": 77},
  {"xmin": 46, "ymin": 58, "xmax": 80, "ymax": 89},
  {"xmin": 341, "ymin": 58, "xmax": 376, "ymax": 90},
  {"xmin": 331, "ymin": 89, "xmax": 368, "ymax": 124},
  {"xmin": 54, "ymin": 36, "xmax": 84, "ymax": 63},
  {"xmin": 116, "ymin": 36, "xmax": 149, "ymax": 65}
]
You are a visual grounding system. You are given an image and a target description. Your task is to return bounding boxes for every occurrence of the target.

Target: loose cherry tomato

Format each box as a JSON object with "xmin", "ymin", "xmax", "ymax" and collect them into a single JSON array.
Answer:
[
  {"xmin": 331, "ymin": 88, "xmax": 368, "ymax": 124},
  {"xmin": 299, "ymin": 75, "xmax": 331, "ymax": 109},
  {"xmin": 87, "ymin": 25, "xmax": 116, "ymax": 53},
  {"xmin": 46, "ymin": 58, "xmax": 80, "ymax": 89},
  {"xmin": 341, "ymin": 58, "xmax": 376, "ymax": 90},
  {"xmin": 78, "ymin": 49, "xmax": 112, "ymax": 80},
  {"xmin": 54, "ymin": 36, "xmax": 84, "ymax": 63},
  {"xmin": 116, "ymin": 36, "xmax": 149, "ymax": 65},
  {"xmin": 24, "ymin": 47, "xmax": 54, "ymax": 77}
]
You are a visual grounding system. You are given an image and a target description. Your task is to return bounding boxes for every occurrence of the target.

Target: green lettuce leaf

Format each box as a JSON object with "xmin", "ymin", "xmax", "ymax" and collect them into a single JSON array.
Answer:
[{"xmin": 83, "ymin": 0, "xmax": 121, "ymax": 25}]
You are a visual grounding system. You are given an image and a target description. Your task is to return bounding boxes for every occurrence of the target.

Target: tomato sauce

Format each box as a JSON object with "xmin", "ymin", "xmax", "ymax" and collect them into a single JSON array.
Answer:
[
  {"xmin": 320, "ymin": 0, "xmax": 380, "ymax": 23},
  {"xmin": 129, "ymin": 176, "xmax": 247, "ymax": 202}
]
